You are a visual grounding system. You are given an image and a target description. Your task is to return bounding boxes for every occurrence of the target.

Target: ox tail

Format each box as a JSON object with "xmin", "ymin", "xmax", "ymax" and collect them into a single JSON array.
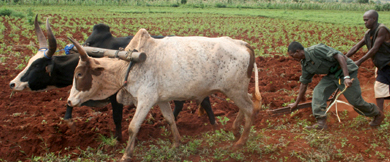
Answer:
[
  {"xmin": 246, "ymin": 44, "xmax": 255, "ymax": 78},
  {"xmin": 252, "ymin": 62, "xmax": 262, "ymax": 115},
  {"xmin": 245, "ymin": 44, "xmax": 262, "ymax": 113}
]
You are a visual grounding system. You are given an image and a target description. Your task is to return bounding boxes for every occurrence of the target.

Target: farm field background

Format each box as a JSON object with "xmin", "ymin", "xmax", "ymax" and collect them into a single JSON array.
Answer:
[{"xmin": 1, "ymin": 5, "xmax": 390, "ymax": 161}]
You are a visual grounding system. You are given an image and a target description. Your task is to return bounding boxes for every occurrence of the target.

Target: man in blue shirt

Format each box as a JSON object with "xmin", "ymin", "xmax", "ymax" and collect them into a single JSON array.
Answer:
[{"xmin": 287, "ymin": 41, "xmax": 384, "ymax": 129}]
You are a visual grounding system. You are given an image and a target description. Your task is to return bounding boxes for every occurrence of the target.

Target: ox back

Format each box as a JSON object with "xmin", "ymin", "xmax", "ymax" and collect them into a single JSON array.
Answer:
[{"xmin": 85, "ymin": 24, "xmax": 214, "ymax": 124}]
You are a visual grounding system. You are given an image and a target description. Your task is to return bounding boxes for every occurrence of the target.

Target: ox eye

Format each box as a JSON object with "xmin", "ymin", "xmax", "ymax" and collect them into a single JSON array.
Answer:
[
  {"xmin": 86, "ymin": 43, "xmax": 90, "ymax": 46},
  {"xmin": 77, "ymin": 73, "xmax": 82, "ymax": 77}
]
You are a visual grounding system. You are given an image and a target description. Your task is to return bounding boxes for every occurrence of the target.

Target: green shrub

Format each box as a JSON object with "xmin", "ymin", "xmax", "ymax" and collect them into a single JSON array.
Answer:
[
  {"xmin": 215, "ymin": 3, "xmax": 227, "ymax": 8},
  {"xmin": 171, "ymin": 3, "xmax": 180, "ymax": 7},
  {"xmin": 0, "ymin": 8, "xmax": 13, "ymax": 16},
  {"xmin": 26, "ymin": 8, "xmax": 35, "ymax": 25},
  {"xmin": 0, "ymin": 8, "xmax": 25, "ymax": 18},
  {"xmin": 377, "ymin": 3, "xmax": 390, "ymax": 11},
  {"xmin": 357, "ymin": 0, "xmax": 368, "ymax": 3},
  {"xmin": 10, "ymin": 11, "xmax": 25, "ymax": 18}
]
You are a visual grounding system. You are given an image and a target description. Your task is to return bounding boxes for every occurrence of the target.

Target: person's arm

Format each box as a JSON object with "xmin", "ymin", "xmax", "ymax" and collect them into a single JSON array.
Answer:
[
  {"xmin": 334, "ymin": 54, "xmax": 353, "ymax": 87},
  {"xmin": 355, "ymin": 28, "xmax": 388, "ymax": 66},
  {"xmin": 345, "ymin": 38, "xmax": 365, "ymax": 57},
  {"xmin": 288, "ymin": 83, "xmax": 308, "ymax": 110}
]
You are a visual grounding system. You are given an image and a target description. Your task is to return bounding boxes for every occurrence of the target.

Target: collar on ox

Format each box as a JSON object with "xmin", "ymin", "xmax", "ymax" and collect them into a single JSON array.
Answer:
[
  {"xmin": 39, "ymin": 48, "xmax": 51, "ymax": 59},
  {"xmin": 122, "ymin": 49, "xmax": 139, "ymax": 87},
  {"xmin": 39, "ymin": 44, "xmax": 75, "ymax": 60}
]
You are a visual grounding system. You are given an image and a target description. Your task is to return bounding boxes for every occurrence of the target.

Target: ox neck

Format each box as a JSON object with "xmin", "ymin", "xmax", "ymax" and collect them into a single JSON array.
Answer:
[
  {"xmin": 49, "ymin": 54, "xmax": 80, "ymax": 88},
  {"xmin": 97, "ymin": 57, "xmax": 130, "ymax": 90}
]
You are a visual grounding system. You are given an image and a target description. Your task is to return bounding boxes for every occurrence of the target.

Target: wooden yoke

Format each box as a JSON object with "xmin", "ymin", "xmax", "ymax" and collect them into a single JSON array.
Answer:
[{"xmin": 71, "ymin": 46, "xmax": 146, "ymax": 62}]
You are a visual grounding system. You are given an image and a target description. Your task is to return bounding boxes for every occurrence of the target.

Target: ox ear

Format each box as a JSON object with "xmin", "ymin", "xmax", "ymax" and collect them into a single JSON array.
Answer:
[
  {"xmin": 92, "ymin": 63, "xmax": 104, "ymax": 71},
  {"xmin": 93, "ymin": 66, "xmax": 104, "ymax": 72},
  {"xmin": 90, "ymin": 59, "xmax": 104, "ymax": 73},
  {"xmin": 125, "ymin": 28, "xmax": 151, "ymax": 52},
  {"xmin": 45, "ymin": 64, "xmax": 54, "ymax": 76}
]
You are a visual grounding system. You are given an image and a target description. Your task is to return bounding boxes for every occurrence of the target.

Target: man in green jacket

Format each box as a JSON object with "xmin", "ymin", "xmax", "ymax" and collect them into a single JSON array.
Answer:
[
  {"xmin": 346, "ymin": 10, "xmax": 390, "ymax": 117},
  {"xmin": 287, "ymin": 42, "xmax": 384, "ymax": 129}
]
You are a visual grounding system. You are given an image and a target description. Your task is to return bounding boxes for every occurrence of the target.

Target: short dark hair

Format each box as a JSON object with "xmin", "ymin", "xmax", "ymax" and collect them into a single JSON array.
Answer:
[
  {"xmin": 288, "ymin": 41, "xmax": 304, "ymax": 53},
  {"xmin": 366, "ymin": 10, "xmax": 379, "ymax": 22}
]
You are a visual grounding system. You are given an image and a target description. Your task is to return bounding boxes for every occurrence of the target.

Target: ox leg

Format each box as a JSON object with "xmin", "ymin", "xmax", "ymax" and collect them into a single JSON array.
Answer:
[
  {"xmin": 64, "ymin": 105, "xmax": 76, "ymax": 133},
  {"xmin": 121, "ymin": 101, "xmax": 154, "ymax": 162},
  {"xmin": 232, "ymin": 110, "xmax": 244, "ymax": 140},
  {"xmin": 200, "ymin": 97, "xmax": 216, "ymax": 125},
  {"xmin": 109, "ymin": 93, "xmax": 123, "ymax": 142},
  {"xmin": 173, "ymin": 101, "xmax": 184, "ymax": 121},
  {"xmin": 158, "ymin": 102, "xmax": 181, "ymax": 148},
  {"xmin": 229, "ymin": 94, "xmax": 254, "ymax": 148},
  {"xmin": 64, "ymin": 105, "xmax": 73, "ymax": 119}
]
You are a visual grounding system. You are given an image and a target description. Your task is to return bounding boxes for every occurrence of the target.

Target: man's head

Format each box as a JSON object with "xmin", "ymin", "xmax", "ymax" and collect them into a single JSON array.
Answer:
[
  {"xmin": 363, "ymin": 10, "xmax": 378, "ymax": 29},
  {"xmin": 287, "ymin": 41, "xmax": 305, "ymax": 61}
]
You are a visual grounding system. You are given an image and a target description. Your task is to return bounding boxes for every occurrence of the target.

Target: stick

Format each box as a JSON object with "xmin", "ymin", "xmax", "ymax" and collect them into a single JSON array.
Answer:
[
  {"xmin": 325, "ymin": 78, "xmax": 354, "ymax": 122},
  {"xmin": 9, "ymin": 91, "xmax": 14, "ymax": 98}
]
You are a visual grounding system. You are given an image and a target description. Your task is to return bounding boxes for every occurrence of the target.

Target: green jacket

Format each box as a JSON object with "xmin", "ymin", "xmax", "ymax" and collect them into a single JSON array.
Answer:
[{"xmin": 300, "ymin": 43, "xmax": 358, "ymax": 84}]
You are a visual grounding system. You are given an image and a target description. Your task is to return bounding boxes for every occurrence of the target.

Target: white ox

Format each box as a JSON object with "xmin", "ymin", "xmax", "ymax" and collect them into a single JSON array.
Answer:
[{"xmin": 67, "ymin": 29, "xmax": 262, "ymax": 162}]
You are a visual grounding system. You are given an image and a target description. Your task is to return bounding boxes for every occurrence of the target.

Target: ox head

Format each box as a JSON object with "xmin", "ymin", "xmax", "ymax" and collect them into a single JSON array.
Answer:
[
  {"xmin": 67, "ymin": 28, "xmax": 153, "ymax": 107},
  {"xmin": 9, "ymin": 15, "xmax": 58, "ymax": 91},
  {"xmin": 67, "ymin": 37, "xmax": 107, "ymax": 107},
  {"xmin": 83, "ymin": 24, "xmax": 113, "ymax": 48}
]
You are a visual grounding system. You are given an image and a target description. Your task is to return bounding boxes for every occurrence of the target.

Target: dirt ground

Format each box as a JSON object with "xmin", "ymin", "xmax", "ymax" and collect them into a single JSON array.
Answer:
[{"xmin": 0, "ymin": 15, "xmax": 387, "ymax": 161}]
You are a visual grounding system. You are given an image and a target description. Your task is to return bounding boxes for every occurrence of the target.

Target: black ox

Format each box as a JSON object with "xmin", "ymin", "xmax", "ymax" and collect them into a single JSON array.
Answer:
[{"xmin": 9, "ymin": 16, "xmax": 215, "ymax": 141}]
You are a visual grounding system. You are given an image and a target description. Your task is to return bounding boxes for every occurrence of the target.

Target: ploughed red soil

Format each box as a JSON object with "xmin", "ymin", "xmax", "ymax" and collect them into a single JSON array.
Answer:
[{"xmin": 0, "ymin": 16, "xmax": 387, "ymax": 161}]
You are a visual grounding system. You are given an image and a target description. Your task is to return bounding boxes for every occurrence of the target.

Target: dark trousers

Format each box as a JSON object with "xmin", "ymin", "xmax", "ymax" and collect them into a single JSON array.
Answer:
[{"xmin": 312, "ymin": 70, "xmax": 379, "ymax": 118}]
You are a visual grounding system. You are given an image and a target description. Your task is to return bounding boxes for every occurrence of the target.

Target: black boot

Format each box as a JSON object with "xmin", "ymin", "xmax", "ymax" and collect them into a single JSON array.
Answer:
[
  {"xmin": 305, "ymin": 117, "xmax": 328, "ymax": 130},
  {"xmin": 369, "ymin": 111, "xmax": 385, "ymax": 127}
]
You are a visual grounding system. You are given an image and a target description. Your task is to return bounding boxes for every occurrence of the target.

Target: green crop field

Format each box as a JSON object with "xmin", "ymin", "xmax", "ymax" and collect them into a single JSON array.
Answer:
[
  {"xmin": 2, "ymin": 5, "xmax": 390, "ymax": 59},
  {"xmin": 1, "ymin": 4, "xmax": 390, "ymax": 162}
]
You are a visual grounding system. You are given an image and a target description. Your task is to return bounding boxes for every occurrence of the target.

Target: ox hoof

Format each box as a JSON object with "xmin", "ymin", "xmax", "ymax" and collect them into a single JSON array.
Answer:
[
  {"xmin": 172, "ymin": 141, "xmax": 181, "ymax": 148},
  {"xmin": 115, "ymin": 134, "xmax": 123, "ymax": 142},
  {"xmin": 212, "ymin": 124, "xmax": 218, "ymax": 131},
  {"xmin": 65, "ymin": 120, "xmax": 76, "ymax": 133},
  {"xmin": 197, "ymin": 106, "xmax": 206, "ymax": 116},
  {"xmin": 232, "ymin": 143, "xmax": 244, "ymax": 150},
  {"xmin": 120, "ymin": 157, "xmax": 132, "ymax": 162},
  {"xmin": 233, "ymin": 132, "xmax": 241, "ymax": 141}
]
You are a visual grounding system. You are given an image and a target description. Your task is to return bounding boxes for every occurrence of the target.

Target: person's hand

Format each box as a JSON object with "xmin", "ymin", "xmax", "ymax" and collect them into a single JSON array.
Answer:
[
  {"xmin": 344, "ymin": 78, "xmax": 353, "ymax": 88},
  {"xmin": 288, "ymin": 102, "xmax": 298, "ymax": 111},
  {"xmin": 354, "ymin": 61, "xmax": 361, "ymax": 66}
]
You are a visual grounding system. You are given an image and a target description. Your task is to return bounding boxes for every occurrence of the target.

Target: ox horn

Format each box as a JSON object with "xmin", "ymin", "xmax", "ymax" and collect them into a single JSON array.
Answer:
[
  {"xmin": 34, "ymin": 15, "xmax": 47, "ymax": 49},
  {"xmin": 46, "ymin": 17, "xmax": 57, "ymax": 58},
  {"xmin": 67, "ymin": 37, "xmax": 88, "ymax": 62}
]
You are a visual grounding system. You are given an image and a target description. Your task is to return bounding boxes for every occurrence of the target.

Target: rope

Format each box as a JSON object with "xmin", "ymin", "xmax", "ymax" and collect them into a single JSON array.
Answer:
[
  {"xmin": 52, "ymin": 44, "xmax": 75, "ymax": 55},
  {"xmin": 63, "ymin": 44, "xmax": 74, "ymax": 55},
  {"xmin": 39, "ymin": 48, "xmax": 50, "ymax": 59}
]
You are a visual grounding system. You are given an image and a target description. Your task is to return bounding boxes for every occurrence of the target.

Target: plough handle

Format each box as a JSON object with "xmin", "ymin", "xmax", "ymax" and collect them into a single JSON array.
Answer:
[{"xmin": 266, "ymin": 88, "xmax": 340, "ymax": 116}]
